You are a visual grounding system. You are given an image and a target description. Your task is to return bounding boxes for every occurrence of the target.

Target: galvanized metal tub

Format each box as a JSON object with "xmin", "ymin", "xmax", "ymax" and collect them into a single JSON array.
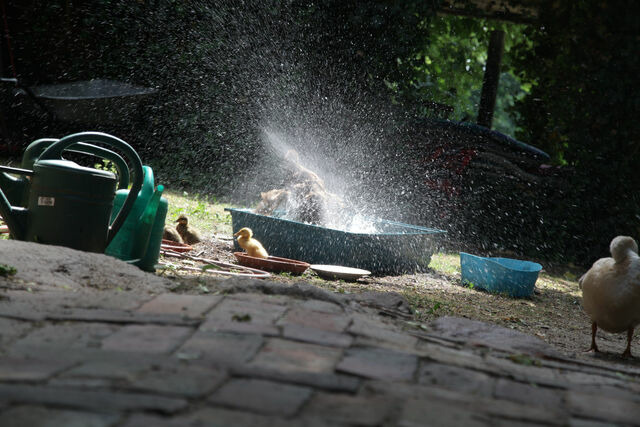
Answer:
[{"xmin": 226, "ymin": 208, "xmax": 446, "ymax": 275}]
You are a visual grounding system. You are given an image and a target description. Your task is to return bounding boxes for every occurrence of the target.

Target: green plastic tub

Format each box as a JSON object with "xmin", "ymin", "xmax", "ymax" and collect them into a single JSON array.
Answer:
[{"xmin": 226, "ymin": 208, "xmax": 446, "ymax": 275}]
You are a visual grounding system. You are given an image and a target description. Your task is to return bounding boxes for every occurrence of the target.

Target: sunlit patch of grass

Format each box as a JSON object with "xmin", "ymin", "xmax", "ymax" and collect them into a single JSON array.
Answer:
[
  {"xmin": 537, "ymin": 272, "xmax": 582, "ymax": 298},
  {"xmin": 163, "ymin": 190, "xmax": 233, "ymax": 236},
  {"xmin": 428, "ymin": 252, "xmax": 461, "ymax": 275}
]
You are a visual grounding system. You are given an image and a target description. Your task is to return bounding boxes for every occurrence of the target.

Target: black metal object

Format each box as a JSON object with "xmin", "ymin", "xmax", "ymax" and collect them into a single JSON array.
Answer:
[
  {"xmin": 14, "ymin": 78, "xmax": 157, "ymax": 124},
  {"xmin": 1, "ymin": 77, "xmax": 54, "ymax": 120}
]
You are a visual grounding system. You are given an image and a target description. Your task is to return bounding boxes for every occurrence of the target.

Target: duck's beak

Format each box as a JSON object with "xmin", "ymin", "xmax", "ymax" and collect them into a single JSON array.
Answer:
[{"xmin": 233, "ymin": 231, "xmax": 240, "ymax": 237}]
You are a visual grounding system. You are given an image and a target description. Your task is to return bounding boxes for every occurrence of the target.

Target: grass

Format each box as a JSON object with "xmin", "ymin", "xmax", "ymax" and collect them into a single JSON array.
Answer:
[
  {"xmin": 163, "ymin": 190, "xmax": 233, "ymax": 236},
  {"xmin": 428, "ymin": 253, "xmax": 461, "ymax": 276}
]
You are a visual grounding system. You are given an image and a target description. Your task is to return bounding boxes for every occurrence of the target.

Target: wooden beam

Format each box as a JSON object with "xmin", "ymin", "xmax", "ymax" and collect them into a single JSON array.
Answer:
[
  {"xmin": 439, "ymin": 0, "xmax": 539, "ymax": 24},
  {"xmin": 477, "ymin": 30, "xmax": 505, "ymax": 129}
]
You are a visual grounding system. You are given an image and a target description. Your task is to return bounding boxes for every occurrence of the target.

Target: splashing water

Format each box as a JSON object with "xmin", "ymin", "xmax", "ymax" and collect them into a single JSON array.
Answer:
[{"xmin": 259, "ymin": 128, "xmax": 381, "ymax": 233}]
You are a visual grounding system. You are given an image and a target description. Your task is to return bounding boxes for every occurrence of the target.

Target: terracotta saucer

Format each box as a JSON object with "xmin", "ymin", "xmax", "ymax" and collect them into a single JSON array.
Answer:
[
  {"xmin": 161, "ymin": 239, "xmax": 193, "ymax": 253},
  {"xmin": 234, "ymin": 252, "xmax": 310, "ymax": 275}
]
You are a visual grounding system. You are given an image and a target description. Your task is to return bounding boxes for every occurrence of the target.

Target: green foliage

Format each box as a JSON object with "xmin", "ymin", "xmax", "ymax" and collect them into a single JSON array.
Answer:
[
  {"xmin": 510, "ymin": 1, "xmax": 640, "ymax": 260},
  {"xmin": 93, "ymin": 160, "xmax": 117, "ymax": 175},
  {"xmin": 385, "ymin": 15, "xmax": 528, "ymax": 135},
  {"xmin": 0, "ymin": 264, "xmax": 17, "ymax": 277},
  {"xmin": 231, "ymin": 313, "xmax": 252, "ymax": 322},
  {"xmin": 508, "ymin": 353, "xmax": 541, "ymax": 367}
]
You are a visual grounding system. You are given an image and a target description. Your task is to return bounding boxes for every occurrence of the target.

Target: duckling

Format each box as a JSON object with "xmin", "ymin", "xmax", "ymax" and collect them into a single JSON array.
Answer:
[
  {"xmin": 163, "ymin": 225, "xmax": 183, "ymax": 243},
  {"xmin": 234, "ymin": 227, "xmax": 268, "ymax": 259},
  {"xmin": 175, "ymin": 214, "xmax": 202, "ymax": 245},
  {"xmin": 579, "ymin": 236, "xmax": 640, "ymax": 357}
]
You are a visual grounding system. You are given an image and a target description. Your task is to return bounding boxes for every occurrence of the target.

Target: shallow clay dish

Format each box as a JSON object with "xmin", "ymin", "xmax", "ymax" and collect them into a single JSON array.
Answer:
[
  {"xmin": 234, "ymin": 252, "xmax": 310, "ymax": 275},
  {"xmin": 310, "ymin": 264, "xmax": 371, "ymax": 281},
  {"xmin": 161, "ymin": 239, "xmax": 193, "ymax": 253}
]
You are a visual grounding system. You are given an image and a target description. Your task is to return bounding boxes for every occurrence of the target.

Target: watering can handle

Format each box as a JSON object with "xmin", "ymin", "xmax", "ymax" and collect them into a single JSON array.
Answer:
[
  {"xmin": 21, "ymin": 139, "xmax": 130, "ymax": 189},
  {"xmin": 65, "ymin": 142, "xmax": 130, "ymax": 190},
  {"xmin": 38, "ymin": 132, "xmax": 144, "ymax": 246}
]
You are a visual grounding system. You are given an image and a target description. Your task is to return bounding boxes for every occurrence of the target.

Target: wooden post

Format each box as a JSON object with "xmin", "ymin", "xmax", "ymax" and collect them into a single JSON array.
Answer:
[{"xmin": 477, "ymin": 30, "xmax": 505, "ymax": 129}]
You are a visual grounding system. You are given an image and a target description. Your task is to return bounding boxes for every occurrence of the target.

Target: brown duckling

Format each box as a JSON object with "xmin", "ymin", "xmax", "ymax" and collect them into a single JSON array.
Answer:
[
  {"xmin": 175, "ymin": 214, "xmax": 202, "ymax": 245},
  {"xmin": 163, "ymin": 225, "xmax": 183, "ymax": 243}
]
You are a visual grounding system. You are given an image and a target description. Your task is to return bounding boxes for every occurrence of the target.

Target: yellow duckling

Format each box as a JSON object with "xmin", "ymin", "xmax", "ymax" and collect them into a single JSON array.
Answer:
[
  {"xmin": 175, "ymin": 214, "xmax": 202, "ymax": 245},
  {"xmin": 234, "ymin": 227, "xmax": 269, "ymax": 259}
]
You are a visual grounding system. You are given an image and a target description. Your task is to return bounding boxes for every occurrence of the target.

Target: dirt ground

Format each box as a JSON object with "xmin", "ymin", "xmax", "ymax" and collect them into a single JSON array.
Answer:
[{"xmin": 158, "ymin": 233, "xmax": 640, "ymax": 366}]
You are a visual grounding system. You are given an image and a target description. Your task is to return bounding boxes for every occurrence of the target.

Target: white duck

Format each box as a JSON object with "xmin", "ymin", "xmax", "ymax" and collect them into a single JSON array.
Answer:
[{"xmin": 579, "ymin": 236, "xmax": 640, "ymax": 357}]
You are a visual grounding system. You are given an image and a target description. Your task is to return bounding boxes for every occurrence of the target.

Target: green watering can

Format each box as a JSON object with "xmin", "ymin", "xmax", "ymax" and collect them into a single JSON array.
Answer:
[
  {"xmin": 0, "ymin": 137, "xmax": 130, "ymax": 207},
  {"xmin": 106, "ymin": 165, "xmax": 168, "ymax": 271},
  {"xmin": 0, "ymin": 132, "xmax": 143, "ymax": 253}
]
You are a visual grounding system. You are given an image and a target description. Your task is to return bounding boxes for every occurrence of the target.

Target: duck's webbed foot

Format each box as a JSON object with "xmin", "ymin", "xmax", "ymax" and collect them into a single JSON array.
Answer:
[{"xmin": 586, "ymin": 322, "xmax": 599, "ymax": 353}]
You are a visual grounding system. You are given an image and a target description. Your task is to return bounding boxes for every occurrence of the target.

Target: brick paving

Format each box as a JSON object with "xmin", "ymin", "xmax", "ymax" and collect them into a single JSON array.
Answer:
[{"xmin": 1, "ymin": 256, "xmax": 640, "ymax": 425}]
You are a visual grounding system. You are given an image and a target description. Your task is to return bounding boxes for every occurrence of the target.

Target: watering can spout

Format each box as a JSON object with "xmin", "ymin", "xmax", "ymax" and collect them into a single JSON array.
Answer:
[
  {"xmin": 131, "ymin": 185, "xmax": 164, "ymax": 257},
  {"xmin": 0, "ymin": 189, "xmax": 27, "ymax": 240}
]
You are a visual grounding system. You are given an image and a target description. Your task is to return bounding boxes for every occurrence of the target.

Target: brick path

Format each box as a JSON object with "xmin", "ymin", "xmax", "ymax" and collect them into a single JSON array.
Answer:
[
  {"xmin": 1, "ymin": 281, "xmax": 640, "ymax": 427},
  {"xmin": 0, "ymin": 239, "xmax": 639, "ymax": 426}
]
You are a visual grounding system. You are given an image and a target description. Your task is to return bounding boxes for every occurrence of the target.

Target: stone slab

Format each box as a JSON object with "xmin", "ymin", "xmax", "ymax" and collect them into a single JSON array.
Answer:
[
  {"xmin": 336, "ymin": 347, "xmax": 418, "ymax": 381},
  {"xmin": 399, "ymin": 397, "xmax": 489, "ymax": 427},
  {"xmin": 209, "ymin": 378, "xmax": 312, "ymax": 416},
  {"xmin": 0, "ymin": 384, "xmax": 187, "ymax": 413},
  {"xmin": 58, "ymin": 359, "xmax": 148, "ymax": 381},
  {"xmin": 130, "ymin": 364, "xmax": 227, "ymax": 398},
  {"xmin": 494, "ymin": 378, "xmax": 564, "ymax": 409},
  {"xmin": 249, "ymin": 338, "xmax": 343, "ymax": 374},
  {"xmin": 0, "ymin": 318, "xmax": 34, "ymax": 348},
  {"xmin": 429, "ymin": 316, "xmax": 560, "ymax": 358},
  {"xmin": 349, "ymin": 314, "xmax": 418, "ymax": 349},
  {"xmin": 122, "ymin": 407, "xmax": 339, "ymax": 427},
  {"xmin": 365, "ymin": 381, "xmax": 566, "ymax": 425},
  {"xmin": 228, "ymin": 363, "xmax": 360, "ymax": 393},
  {"xmin": 101, "ymin": 324, "xmax": 193, "ymax": 354},
  {"xmin": 45, "ymin": 308, "xmax": 199, "ymax": 326},
  {"xmin": 302, "ymin": 392, "xmax": 394, "ymax": 426},
  {"xmin": 295, "ymin": 299, "xmax": 344, "ymax": 314},
  {"xmin": 278, "ymin": 307, "xmax": 351, "ymax": 332},
  {"xmin": 176, "ymin": 331, "xmax": 264, "ymax": 363},
  {"xmin": 0, "ymin": 405, "xmax": 119, "ymax": 427},
  {"xmin": 0, "ymin": 357, "xmax": 75, "ymax": 382},
  {"xmin": 200, "ymin": 297, "xmax": 287, "ymax": 336},
  {"xmin": 137, "ymin": 294, "xmax": 222, "ymax": 318},
  {"xmin": 10, "ymin": 322, "xmax": 120, "ymax": 355},
  {"xmin": 418, "ymin": 362, "xmax": 494, "ymax": 396},
  {"xmin": 566, "ymin": 391, "xmax": 640, "ymax": 425},
  {"xmin": 0, "ymin": 240, "xmax": 171, "ymax": 292},
  {"xmin": 281, "ymin": 324, "xmax": 353, "ymax": 348}
]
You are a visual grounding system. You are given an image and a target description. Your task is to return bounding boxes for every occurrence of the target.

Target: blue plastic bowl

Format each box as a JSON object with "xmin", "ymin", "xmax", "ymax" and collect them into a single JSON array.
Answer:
[{"xmin": 460, "ymin": 252, "xmax": 542, "ymax": 298}]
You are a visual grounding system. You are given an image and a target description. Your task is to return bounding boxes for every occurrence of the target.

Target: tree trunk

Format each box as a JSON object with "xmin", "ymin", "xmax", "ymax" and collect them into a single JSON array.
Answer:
[{"xmin": 477, "ymin": 30, "xmax": 505, "ymax": 129}]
